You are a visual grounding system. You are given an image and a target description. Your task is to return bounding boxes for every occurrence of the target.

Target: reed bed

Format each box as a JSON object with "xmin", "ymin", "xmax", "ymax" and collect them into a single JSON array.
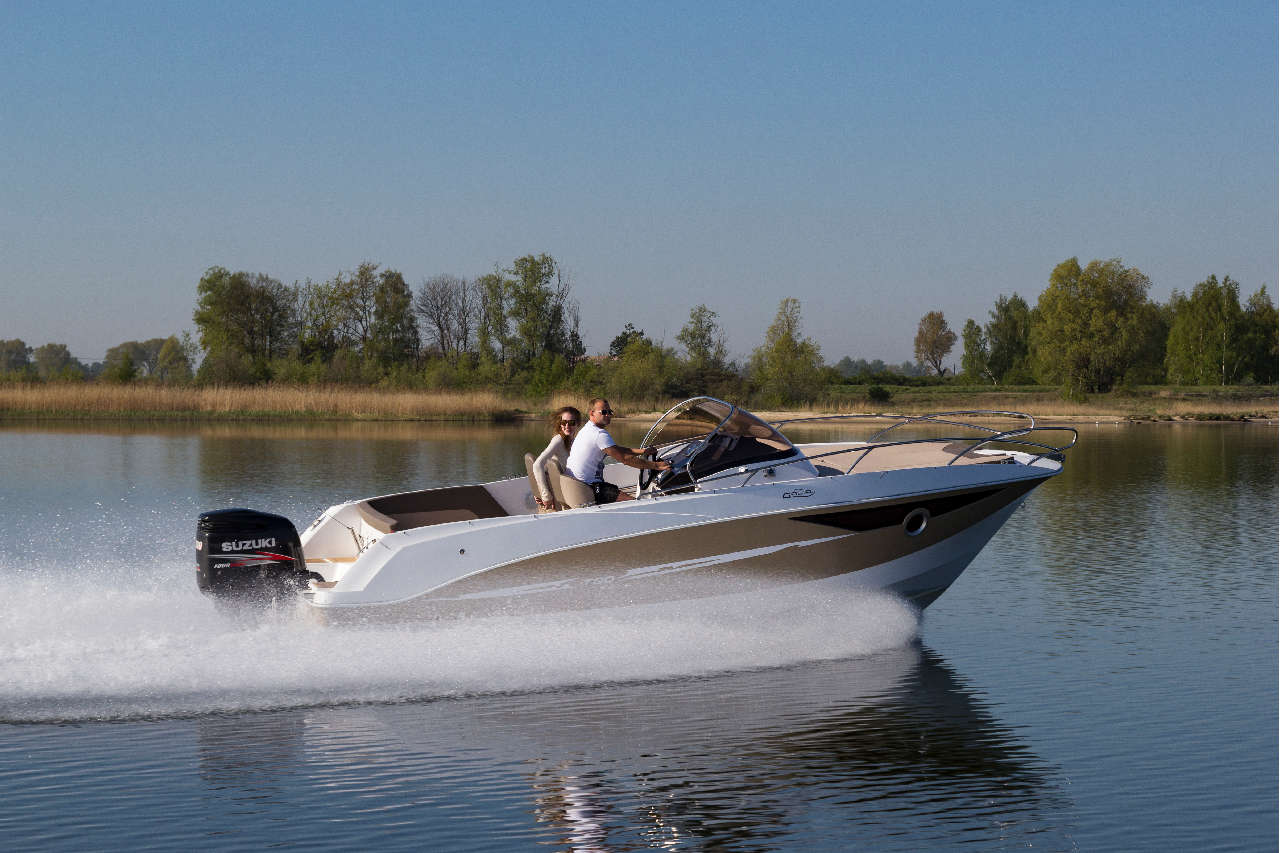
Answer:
[
  {"xmin": 0, "ymin": 382, "xmax": 1273, "ymax": 422},
  {"xmin": 868, "ymin": 391, "xmax": 1276, "ymax": 420},
  {"xmin": 0, "ymin": 384, "xmax": 530, "ymax": 420}
]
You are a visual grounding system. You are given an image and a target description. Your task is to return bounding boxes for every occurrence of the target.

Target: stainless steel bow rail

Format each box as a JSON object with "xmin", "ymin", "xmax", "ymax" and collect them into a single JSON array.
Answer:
[
  {"xmin": 660, "ymin": 410, "xmax": 1078, "ymax": 493},
  {"xmin": 775, "ymin": 410, "xmax": 1079, "ymax": 467}
]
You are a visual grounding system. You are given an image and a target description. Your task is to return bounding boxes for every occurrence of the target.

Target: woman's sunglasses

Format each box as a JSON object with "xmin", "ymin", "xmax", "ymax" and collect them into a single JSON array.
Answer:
[{"xmin": 560, "ymin": 419, "xmax": 578, "ymax": 427}]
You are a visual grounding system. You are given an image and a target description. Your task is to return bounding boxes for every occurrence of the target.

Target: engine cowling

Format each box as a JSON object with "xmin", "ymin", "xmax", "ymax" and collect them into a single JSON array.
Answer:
[{"xmin": 196, "ymin": 508, "xmax": 316, "ymax": 601}]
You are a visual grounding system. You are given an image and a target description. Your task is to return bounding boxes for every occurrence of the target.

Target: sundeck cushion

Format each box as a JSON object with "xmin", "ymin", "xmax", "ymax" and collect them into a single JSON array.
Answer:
[
  {"xmin": 356, "ymin": 502, "xmax": 398, "ymax": 534},
  {"xmin": 362, "ymin": 485, "xmax": 508, "ymax": 532}
]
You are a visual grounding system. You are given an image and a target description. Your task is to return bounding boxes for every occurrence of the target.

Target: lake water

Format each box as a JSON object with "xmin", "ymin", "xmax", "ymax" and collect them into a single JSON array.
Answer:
[{"xmin": 0, "ymin": 419, "xmax": 1275, "ymax": 851}]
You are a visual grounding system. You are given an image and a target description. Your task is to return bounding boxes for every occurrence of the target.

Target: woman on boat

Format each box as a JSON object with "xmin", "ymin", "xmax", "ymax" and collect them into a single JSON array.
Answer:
[{"xmin": 532, "ymin": 406, "xmax": 581, "ymax": 511}]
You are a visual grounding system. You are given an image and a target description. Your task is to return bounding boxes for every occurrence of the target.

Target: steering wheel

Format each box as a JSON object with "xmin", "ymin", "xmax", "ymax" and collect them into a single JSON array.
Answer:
[
  {"xmin": 638, "ymin": 453, "xmax": 662, "ymax": 492},
  {"xmin": 639, "ymin": 443, "xmax": 697, "ymax": 492}
]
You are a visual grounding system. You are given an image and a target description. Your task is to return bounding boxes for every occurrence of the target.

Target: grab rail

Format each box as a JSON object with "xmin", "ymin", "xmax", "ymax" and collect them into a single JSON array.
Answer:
[
  {"xmin": 773, "ymin": 410, "xmax": 1078, "ymax": 466},
  {"xmin": 646, "ymin": 411, "xmax": 1077, "ymax": 496}
]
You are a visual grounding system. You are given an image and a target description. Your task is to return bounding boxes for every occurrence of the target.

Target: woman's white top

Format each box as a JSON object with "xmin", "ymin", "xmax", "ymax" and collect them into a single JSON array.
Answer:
[{"xmin": 532, "ymin": 433, "xmax": 570, "ymax": 502}]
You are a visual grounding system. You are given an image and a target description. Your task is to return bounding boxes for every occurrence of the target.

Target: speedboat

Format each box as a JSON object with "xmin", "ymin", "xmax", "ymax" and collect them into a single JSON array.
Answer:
[{"xmin": 196, "ymin": 397, "xmax": 1076, "ymax": 621}]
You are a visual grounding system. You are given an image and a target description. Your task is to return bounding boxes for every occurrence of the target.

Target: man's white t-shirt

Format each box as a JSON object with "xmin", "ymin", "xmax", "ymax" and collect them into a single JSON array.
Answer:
[{"xmin": 565, "ymin": 420, "xmax": 615, "ymax": 483}]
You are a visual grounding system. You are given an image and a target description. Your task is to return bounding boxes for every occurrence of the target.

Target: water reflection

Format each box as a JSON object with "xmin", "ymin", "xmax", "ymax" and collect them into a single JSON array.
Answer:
[
  {"xmin": 197, "ymin": 712, "xmax": 303, "ymax": 809},
  {"xmin": 1021, "ymin": 424, "xmax": 1277, "ymax": 620},
  {"xmin": 184, "ymin": 419, "xmax": 658, "ymax": 525},
  {"xmin": 192, "ymin": 422, "xmax": 544, "ymax": 506},
  {"xmin": 191, "ymin": 644, "xmax": 1073, "ymax": 849},
  {"xmin": 3, "ymin": 420, "xmax": 1271, "ymax": 849}
]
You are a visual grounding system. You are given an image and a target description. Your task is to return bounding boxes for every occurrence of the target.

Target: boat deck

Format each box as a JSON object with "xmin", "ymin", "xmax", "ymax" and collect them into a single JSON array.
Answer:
[{"xmin": 800, "ymin": 442, "xmax": 1015, "ymax": 475}]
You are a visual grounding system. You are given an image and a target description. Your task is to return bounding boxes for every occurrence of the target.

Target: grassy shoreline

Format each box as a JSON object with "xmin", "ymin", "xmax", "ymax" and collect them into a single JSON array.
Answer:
[{"xmin": 0, "ymin": 383, "xmax": 1275, "ymax": 423}]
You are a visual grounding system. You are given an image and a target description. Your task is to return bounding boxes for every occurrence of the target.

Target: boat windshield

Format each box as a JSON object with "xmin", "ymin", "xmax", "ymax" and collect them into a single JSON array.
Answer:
[{"xmin": 642, "ymin": 397, "xmax": 796, "ymax": 457}]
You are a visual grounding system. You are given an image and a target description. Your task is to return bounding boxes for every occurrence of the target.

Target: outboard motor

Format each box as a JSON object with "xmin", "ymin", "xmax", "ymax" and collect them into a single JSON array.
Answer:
[{"xmin": 196, "ymin": 508, "xmax": 316, "ymax": 602}]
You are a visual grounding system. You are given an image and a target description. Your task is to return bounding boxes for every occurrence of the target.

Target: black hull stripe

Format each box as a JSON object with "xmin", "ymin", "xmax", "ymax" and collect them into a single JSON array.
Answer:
[{"xmin": 792, "ymin": 488, "xmax": 1003, "ymax": 532}]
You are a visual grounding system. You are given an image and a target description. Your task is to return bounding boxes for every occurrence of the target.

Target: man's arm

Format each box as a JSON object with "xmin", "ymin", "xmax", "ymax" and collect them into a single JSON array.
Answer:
[{"xmin": 603, "ymin": 445, "xmax": 671, "ymax": 471}]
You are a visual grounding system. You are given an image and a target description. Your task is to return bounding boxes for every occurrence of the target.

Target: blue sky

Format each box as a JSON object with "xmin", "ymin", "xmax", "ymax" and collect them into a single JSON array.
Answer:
[{"xmin": 2, "ymin": 1, "xmax": 1275, "ymax": 365}]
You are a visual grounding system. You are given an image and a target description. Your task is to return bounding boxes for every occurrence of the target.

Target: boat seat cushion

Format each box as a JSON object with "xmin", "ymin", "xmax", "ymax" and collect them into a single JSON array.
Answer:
[
  {"xmin": 525, "ymin": 452, "xmax": 554, "ymax": 512},
  {"xmin": 358, "ymin": 486, "xmax": 508, "ymax": 533},
  {"xmin": 546, "ymin": 457, "xmax": 595, "ymax": 510},
  {"xmin": 356, "ymin": 502, "xmax": 398, "ymax": 534},
  {"xmin": 358, "ymin": 502, "xmax": 484, "ymax": 533}
]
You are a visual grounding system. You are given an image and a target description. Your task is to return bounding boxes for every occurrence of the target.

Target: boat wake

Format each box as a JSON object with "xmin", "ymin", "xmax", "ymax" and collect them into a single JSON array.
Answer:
[{"xmin": 0, "ymin": 564, "xmax": 918, "ymax": 723}]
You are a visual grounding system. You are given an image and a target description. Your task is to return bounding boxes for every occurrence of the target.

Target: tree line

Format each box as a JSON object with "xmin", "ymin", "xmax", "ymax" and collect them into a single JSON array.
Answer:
[
  {"xmin": 916, "ymin": 258, "xmax": 1276, "ymax": 395},
  {"xmin": 172, "ymin": 254, "xmax": 838, "ymax": 405},
  {"xmin": 0, "ymin": 336, "xmax": 196, "ymax": 383},
  {"xmin": 2, "ymin": 253, "xmax": 1275, "ymax": 406},
  {"xmin": 185, "ymin": 253, "xmax": 754, "ymax": 401}
]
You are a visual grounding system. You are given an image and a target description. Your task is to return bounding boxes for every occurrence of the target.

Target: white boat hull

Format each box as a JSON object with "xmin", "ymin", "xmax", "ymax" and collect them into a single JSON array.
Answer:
[
  {"xmin": 196, "ymin": 401, "xmax": 1074, "ymax": 622},
  {"xmin": 299, "ymin": 460, "xmax": 1053, "ymax": 623}
]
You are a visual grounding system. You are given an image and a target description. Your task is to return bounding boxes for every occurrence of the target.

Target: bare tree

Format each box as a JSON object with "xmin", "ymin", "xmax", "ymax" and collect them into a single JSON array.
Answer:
[
  {"xmin": 414, "ymin": 274, "xmax": 478, "ymax": 362},
  {"xmin": 914, "ymin": 310, "xmax": 957, "ymax": 376},
  {"xmin": 415, "ymin": 274, "xmax": 457, "ymax": 357},
  {"xmin": 454, "ymin": 278, "xmax": 479, "ymax": 357}
]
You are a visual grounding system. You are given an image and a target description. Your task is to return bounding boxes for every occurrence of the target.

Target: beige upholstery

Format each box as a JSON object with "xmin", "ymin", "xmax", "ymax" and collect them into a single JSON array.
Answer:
[
  {"xmin": 356, "ymin": 502, "xmax": 398, "ymax": 534},
  {"xmin": 545, "ymin": 457, "xmax": 595, "ymax": 510},
  {"xmin": 525, "ymin": 452, "xmax": 554, "ymax": 513},
  {"xmin": 358, "ymin": 485, "xmax": 507, "ymax": 533},
  {"xmin": 801, "ymin": 442, "xmax": 1013, "ymax": 475},
  {"xmin": 357, "ymin": 500, "xmax": 481, "ymax": 533}
]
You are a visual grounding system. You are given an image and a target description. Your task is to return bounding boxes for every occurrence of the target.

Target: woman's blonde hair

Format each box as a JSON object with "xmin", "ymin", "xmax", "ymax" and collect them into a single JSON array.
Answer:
[{"xmin": 550, "ymin": 406, "xmax": 582, "ymax": 448}]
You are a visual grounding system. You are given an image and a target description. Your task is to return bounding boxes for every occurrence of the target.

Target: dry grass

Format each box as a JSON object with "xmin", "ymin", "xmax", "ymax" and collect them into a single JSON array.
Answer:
[
  {"xmin": 825, "ymin": 386, "xmax": 1278, "ymax": 422},
  {"xmin": 0, "ymin": 384, "xmax": 527, "ymax": 420},
  {"xmin": 0, "ymin": 382, "xmax": 1274, "ymax": 422}
]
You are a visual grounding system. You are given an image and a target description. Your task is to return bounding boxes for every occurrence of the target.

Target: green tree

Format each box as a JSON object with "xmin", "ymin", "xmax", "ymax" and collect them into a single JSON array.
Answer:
[
  {"xmin": 1029, "ymin": 258, "xmax": 1153, "ymax": 393},
  {"xmin": 609, "ymin": 323, "xmax": 648, "ymax": 358},
  {"xmin": 329, "ymin": 262, "xmax": 381, "ymax": 353},
  {"xmin": 960, "ymin": 319, "xmax": 990, "ymax": 382},
  {"xmin": 0, "ymin": 339, "xmax": 32, "ymax": 376},
  {"xmin": 472, "ymin": 255, "xmax": 583, "ymax": 384},
  {"xmin": 104, "ymin": 349, "xmax": 138, "ymax": 383},
  {"xmin": 748, "ymin": 298, "xmax": 825, "ymax": 406},
  {"xmin": 475, "ymin": 271, "xmax": 511, "ymax": 365},
  {"xmin": 1165, "ymin": 275, "xmax": 1248, "ymax": 385},
  {"xmin": 104, "ymin": 339, "xmax": 168, "ymax": 378},
  {"xmin": 834, "ymin": 357, "xmax": 890, "ymax": 379},
  {"xmin": 607, "ymin": 336, "xmax": 679, "ymax": 401},
  {"xmin": 153, "ymin": 335, "xmax": 193, "ymax": 383},
  {"xmin": 137, "ymin": 338, "xmax": 168, "ymax": 375},
  {"xmin": 193, "ymin": 267, "xmax": 296, "ymax": 380},
  {"xmin": 914, "ymin": 311, "xmax": 956, "ymax": 376},
  {"xmin": 1242, "ymin": 286, "xmax": 1278, "ymax": 383},
  {"xmin": 675, "ymin": 304, "xmax": 737, "ymax": 396},
  {"xmin": 1125, "ymin": 300, "xmax": 1171, "ymax": 385},
  {"xmin": 32, "ymin": 343, "xmax": 82, "ymax": 380},
  {"xmin": 507, "ymin": 254, "xmax": 583, "ymax": 366},
  {"xmin": 676, "ymin": 304, "xmax": 728, "ymax": 370},
  {"xmin": 984, "ymin": 294, "xmax": 1031, "ymax": 382},
  {"xmin": 368, "ymin": 269, "xmax": 419, "ymax": 367},
  {"xmin": 296, "ymin": 277, "xmax": 345, "ymax": 363}
]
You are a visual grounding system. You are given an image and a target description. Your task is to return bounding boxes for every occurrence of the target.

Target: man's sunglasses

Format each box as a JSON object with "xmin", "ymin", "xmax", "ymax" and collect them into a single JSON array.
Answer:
[{"xmin": 596, "ymin": 409, "xmax": 614, "ymax": 416}]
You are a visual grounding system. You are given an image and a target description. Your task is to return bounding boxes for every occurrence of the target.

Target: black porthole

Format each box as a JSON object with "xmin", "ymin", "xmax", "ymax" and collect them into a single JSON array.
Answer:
[{"xmin": 903, "ymin": 508, "xmax": 930, "ymax": 537}]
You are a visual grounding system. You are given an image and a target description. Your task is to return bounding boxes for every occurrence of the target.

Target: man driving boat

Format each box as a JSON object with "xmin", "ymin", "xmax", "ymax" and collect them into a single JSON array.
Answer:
[{"xmin": 565, "ymin": 398, "xmax": 671, "ymax": 503}]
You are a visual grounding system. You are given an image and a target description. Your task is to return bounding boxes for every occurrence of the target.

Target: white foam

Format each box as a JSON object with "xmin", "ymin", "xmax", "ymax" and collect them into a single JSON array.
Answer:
[{"xmin": 0, "ymin": 566, "xmax": 917, "ymax": 722}]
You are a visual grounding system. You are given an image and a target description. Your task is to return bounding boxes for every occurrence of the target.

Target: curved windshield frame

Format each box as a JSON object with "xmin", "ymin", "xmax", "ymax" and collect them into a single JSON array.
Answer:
[{"xmin": 642, "ymin": 397, "xmax": 798, "ymax": 475}]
